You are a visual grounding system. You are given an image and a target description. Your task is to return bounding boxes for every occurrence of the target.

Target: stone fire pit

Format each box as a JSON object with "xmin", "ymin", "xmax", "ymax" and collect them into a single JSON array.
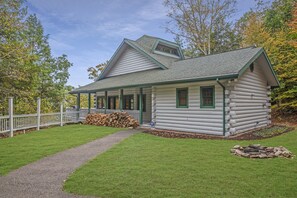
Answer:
[{"xmin": 231, "ymin": 144, "xmax": 294, "ymax": 159}]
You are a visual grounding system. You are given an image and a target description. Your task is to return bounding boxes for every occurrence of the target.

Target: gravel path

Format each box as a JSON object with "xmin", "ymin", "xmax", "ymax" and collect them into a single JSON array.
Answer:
[{"xmin": 0, "ymin": 130, "xmax": 138, "ymax": 198}]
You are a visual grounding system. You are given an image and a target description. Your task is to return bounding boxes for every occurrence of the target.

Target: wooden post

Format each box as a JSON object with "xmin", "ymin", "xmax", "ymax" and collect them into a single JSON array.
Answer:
[
  {"xmin": 88, "ymin": 93, "xmax": 91, "ymax": 114},
  {"xmin": 60, "ymin": 101, "xmax": 63, "ymax": 126},
  {"xmin": 119, "ymin": 89, "xmax": 123, "ymax": 111},
  {"xmin": 8, "ymin": 97, "xmax": 13, "ymax": 137},
  {"xmin": 76, "ymin": 93, "xmax": 80, "ymax": 121},
  {"xmin": 95, "ymin": 95, "xmax": 98, "ymax": 109},
  {"xmin": 37, "ymin": 97, "xmax": 41, "ymax": 131},
  {"xmin": 104, "ymin": 91, "xmax": 107, "ymax": 114},
  {"xmin": 139, "ymin": 88, "xmax": 143, "ymax": 125}
]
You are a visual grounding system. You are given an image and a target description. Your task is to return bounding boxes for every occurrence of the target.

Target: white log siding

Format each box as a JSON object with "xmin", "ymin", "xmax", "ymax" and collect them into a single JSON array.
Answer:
[
  {"xmin": 96, "ymin": 88, "xmax": 152, "ymax": 123},
  {"xmin": 106, "ymin": 47, "xmax": 160, "ymax": 77},
  {"xmin": 154, "ymin": 82, "xmax": 224, "ymax": 135},
  {"xmin": 228, "ymin": 62, "xmax": 271, "ymax": 134}
]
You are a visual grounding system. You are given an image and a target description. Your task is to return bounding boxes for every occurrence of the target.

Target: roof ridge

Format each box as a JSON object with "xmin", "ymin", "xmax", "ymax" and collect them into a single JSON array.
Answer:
[
  {"xmin": 179, "ymin": 46, "xmax": 262, "ymax": 61},
  {"xmin": 136, "ymin": 34, "xmax": 179, "ymax": 46}
]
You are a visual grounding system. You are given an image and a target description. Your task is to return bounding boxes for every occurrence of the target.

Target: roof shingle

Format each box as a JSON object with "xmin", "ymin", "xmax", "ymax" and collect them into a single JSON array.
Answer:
[{"xmin": 71, "ymin": 44, "xmax": 264, "ymax": 93}]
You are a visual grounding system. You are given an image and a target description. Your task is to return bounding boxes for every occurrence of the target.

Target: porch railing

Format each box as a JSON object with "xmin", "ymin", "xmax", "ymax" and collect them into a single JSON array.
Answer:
[
  {"xmin": 0, "ymin": 111, "xmax": 81, "ymax": 135},
  {"xmin": 0, "ymin": 98, "xmax": 142, "ymax": 137},
  {"xmin": 0, "ymin": 108, "xmax": 140, "ymax": 135}
]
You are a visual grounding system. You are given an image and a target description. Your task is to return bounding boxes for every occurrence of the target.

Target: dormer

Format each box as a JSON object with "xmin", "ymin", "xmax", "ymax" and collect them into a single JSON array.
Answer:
[{"xmin": 152, "ymin": 40, "xmax": 184, "ymax": 59}]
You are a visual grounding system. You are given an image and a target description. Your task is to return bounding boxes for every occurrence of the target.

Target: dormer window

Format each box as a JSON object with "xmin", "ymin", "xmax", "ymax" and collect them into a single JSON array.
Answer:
[
  {"xmin": 156, "ymin": 44, "xmax": 179, "ymax": 56},
  {"xmin": 152, "ymin": 39, "xmax": 184, "ymax": 59}
]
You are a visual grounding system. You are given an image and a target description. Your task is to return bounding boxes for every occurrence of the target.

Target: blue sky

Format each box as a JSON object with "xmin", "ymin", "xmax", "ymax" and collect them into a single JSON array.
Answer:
[{"xmin": 26, "ymin": 0, "xmax": 259, "ymax": 87}]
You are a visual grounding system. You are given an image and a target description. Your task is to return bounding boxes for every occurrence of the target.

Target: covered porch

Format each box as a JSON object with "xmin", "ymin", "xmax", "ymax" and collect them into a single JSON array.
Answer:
[{"xmin": 74, "ymin": 87, "xmax": 154, "ymax": 126}]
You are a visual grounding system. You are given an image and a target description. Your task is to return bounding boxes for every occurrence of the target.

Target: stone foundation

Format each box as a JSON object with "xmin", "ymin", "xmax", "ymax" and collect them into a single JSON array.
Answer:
[{"xmin": 231, "ymin": 144, "xmax": 294, "ymax": 159}]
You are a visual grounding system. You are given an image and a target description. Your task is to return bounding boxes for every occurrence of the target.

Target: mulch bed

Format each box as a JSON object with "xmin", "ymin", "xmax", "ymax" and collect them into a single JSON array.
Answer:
[
  {"xmin": 143, "ymin": 129, "xmax": 225, "ymax": 140},
  {"xmin": 142, "ymin": 125, "xmax": 295, "ymax": 140},
  {"xmin": 272, "ymin": 110, "xmax": 297, "ymax": 127}
]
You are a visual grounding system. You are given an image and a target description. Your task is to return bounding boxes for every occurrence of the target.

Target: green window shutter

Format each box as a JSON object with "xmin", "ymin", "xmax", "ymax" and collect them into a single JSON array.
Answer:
[
  {"xmin": 200, "ymin": 86, "xmax": 215, "ymax": 108},
  {"xmin": 176, "ymin": 88, "xmax": 188, "ymax": 108}
]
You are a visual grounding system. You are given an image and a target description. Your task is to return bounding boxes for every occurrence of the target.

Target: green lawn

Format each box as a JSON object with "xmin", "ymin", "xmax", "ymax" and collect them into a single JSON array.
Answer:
[
  {"xmin": 64, "ymin": 129, "xmax": 297, "ymax": 198},
  {"xmin": 0, "ymin": 125, "xmax": 122, "ymax": 175}
]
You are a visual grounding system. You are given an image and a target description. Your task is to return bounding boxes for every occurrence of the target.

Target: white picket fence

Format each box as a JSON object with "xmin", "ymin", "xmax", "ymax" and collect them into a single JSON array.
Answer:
[
  {"xmin": 0, "ymin": 111, "xmax": 81, "ymax": 134},
  {"xmin": 0, "ymin": 97, "xmax": 141, "ymax": 137},
  {"xmin": 0, "ymin": 97, "xmax": 86, "ymax": 137}
]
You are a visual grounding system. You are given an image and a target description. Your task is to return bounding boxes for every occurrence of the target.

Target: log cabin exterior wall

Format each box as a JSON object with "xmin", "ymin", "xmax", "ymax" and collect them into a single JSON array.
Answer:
[
  {"xmin": 228, "ymin": 62, "xmax": 271, "ymax": 134},
  {"xmin": 105, "ymin": 47, "xmax": 160, "ymax": 77},
  {"xmin": 153, "ymin": 81, "xmax": 224, "ymax": 135}
]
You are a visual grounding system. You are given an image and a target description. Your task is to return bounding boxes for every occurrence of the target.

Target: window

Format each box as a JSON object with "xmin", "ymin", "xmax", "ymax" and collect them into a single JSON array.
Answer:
[
  {"xmin": 176, "ymin": 88, "xmax": 188, "ymax": 108},
  {"xmin": 156, "ymin": 43, "xmax": 179, "ymax": 56},
  {"xmin": 108, "ymin": 96, "xmax": 119, "ymax": 109},
  {"xmin": 137, "ymin": 94, "xmax": 146, "ymax": 112},
  {"xmin": 123, "ymin": 95, "xmax": 134, "ymax": 110},
  {"xmin": 96, "ymin": 96, "xmax": 105, "ymax": 109},
  {"xmin": 250, "ymin": 62, "xmax": 254, "ymax": 72},
  {"xmin": 200, "ymin": 86, "xmax": 215, "ymax": 108}
]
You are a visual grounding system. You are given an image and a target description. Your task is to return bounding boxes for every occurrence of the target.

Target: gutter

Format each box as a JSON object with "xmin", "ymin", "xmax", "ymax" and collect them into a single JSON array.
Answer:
[{"xmin": 216, "ymin": 78, "xmax": 226, "ymax": 136}]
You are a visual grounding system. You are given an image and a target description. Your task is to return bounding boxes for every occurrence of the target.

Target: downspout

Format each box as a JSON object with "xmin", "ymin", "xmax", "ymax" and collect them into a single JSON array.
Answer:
[{"xmin": 216, "ymin": 79, "xmax": 226, "ymax": 136}]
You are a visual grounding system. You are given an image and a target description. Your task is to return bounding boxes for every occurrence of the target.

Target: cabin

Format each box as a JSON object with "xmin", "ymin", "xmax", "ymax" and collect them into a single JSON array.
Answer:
[{"xmin": 70, "ymin": 35, "xmax": 279, "ymax": 136}]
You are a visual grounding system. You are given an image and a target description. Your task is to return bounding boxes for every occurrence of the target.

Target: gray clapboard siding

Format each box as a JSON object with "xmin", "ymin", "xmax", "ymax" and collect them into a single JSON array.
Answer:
[
  {"xmin": 154, "ymin": 82, "xmax": 224, "ymax": 135},
  {"xmin": 229, "ymin": 62, "xmax": 270, "ymax": 134},
  {"xmin": 106, "ymin": 47, "xmax": 160, "ymax": 77}
]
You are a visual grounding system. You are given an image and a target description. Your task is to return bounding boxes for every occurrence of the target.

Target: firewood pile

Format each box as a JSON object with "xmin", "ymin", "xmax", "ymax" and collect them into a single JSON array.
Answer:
[{"xmin": 85, "ymin": 112, "xmax": 139, "ymax": 128}]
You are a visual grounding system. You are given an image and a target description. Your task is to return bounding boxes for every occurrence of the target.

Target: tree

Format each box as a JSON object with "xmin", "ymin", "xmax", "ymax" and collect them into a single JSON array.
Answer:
[
  {"xmin": 0, "ymin": 0, "xmax": 37, "ymax": 114},
  {"xmin": 264, "ymin": 0, "xmax": 295, "ymax": 32},
  {"xmin": 87, "ymin": 61, "xmax": 108, "ymax": 81},
  {"xmin": 0, "ymin": 0, "xmax": 73, "ymax": 114},
  {"xmin": 287, "ymin": 2, "xmax": 297, "ymax": 48},
  {"xmin": 236, "ymin": 11, "xmax": 270, "ymax": 47},
  {"xmin": 164, "ymin": 0, "xmax": 237, "ymax": 56},
  {"xmin": 64, "ymin": 86, "xmax": 92, "ymax": 109}
]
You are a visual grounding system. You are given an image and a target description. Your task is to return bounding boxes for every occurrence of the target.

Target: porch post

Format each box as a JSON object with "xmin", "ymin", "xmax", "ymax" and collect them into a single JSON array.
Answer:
[
  {"xmin": 76, "ymin": 93, "xmax": 80, "ymax": 121},
  {"xmin": 88, "ymin": 93, "xmax": 91, "ymax": 114},
  {"xmin": 8, "ymin": 97, "xmax": 13, "ymax": 137},
  {"xmin": 95, "ymin": 94, "xmax": 98, "ymax": 109},
  {"xmin": 104, "ymin": 91, "xmax": 107, "ymax": 114},
  {"xmin": 60, "ymin": 100, "xmax": 64, "ymax": 126},
  {"xmin": 37, "ymin": 97, "xmax": 41, "ymax": 131},
  {"xmin": 139, "ymin": 88, "xmax": 143, "ymax": 125},
  {"xmin": 119, "ymin": 89, "xmax": 123, "ymax": 111}
]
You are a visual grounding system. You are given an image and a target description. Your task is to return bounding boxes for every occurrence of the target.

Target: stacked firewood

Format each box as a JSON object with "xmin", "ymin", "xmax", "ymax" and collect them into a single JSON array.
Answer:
[{"xmin": 85, "ymin": 112, "xmax": 139, "ymax": 128}]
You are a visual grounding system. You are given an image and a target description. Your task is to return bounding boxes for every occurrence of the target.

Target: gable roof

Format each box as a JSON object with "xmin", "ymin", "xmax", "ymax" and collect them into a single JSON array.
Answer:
[
  {"xmin": 99, "ymin": 35, "xmax": 183, "ymax": 80},
  {"xmin": 99, "ymin": 39, "xmax": 169, "ymax": 79},
  {"xmin": 71, "ymin": 45, "xmax": 279, "ymax": 94}
]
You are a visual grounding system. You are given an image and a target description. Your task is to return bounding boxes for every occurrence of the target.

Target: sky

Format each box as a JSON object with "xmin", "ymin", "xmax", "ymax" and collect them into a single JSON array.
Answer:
[{"xmin": 26, "ymin": 0, "xmax": 259, "ymax": 88}]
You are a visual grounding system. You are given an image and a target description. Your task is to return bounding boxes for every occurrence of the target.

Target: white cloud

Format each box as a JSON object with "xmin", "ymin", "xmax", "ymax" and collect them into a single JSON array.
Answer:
[
  {"xmin": 137, "ymin": 0, "xmax": 168, "ymax": 20},
  {"xmin": 96, "ymin": 22, "xmax": 145, "ymax": 38}
]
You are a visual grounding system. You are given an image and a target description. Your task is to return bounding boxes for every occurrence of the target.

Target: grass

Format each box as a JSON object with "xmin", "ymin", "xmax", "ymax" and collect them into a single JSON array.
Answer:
[
  {"xmin": 64, "ymin": 128, "xmax": 297, "ymax": 198},
  {"xmin": 0, "ymin": 124, "xmax": 122, "ymax": 175}
]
